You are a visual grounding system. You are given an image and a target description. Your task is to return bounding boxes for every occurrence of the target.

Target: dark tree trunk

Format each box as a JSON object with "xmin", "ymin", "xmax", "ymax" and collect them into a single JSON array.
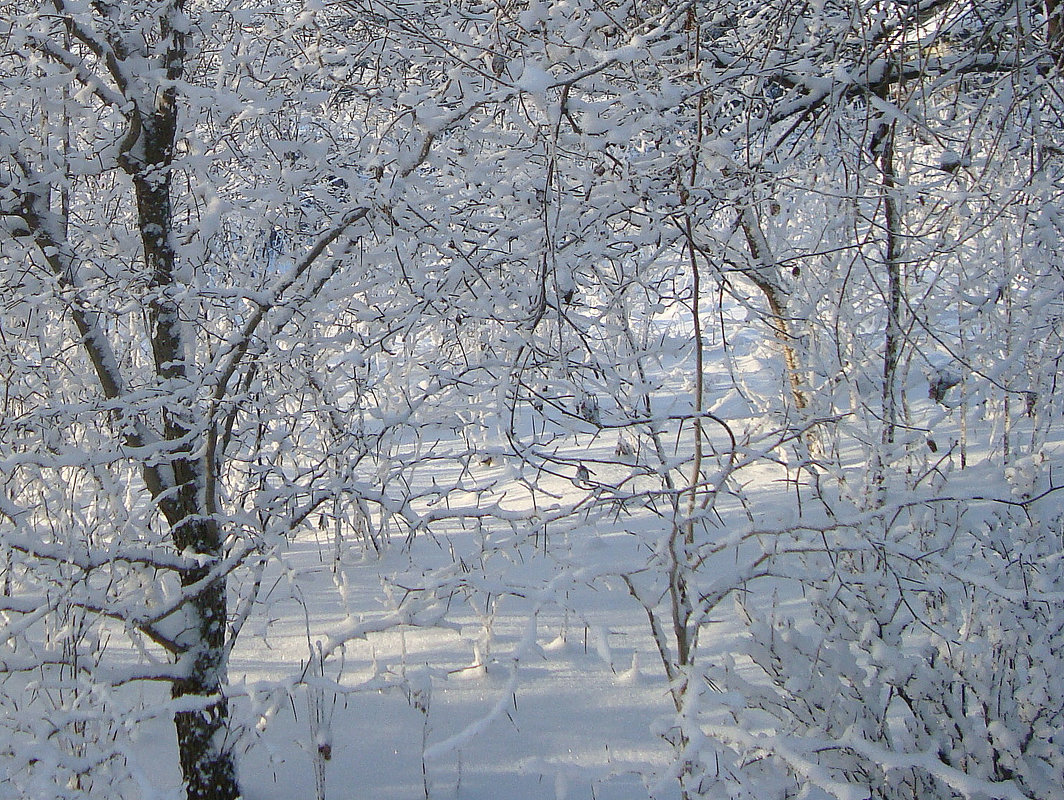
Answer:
[
  {"xmin": 120, "ymin": 5, "xmax": 242, "ymax": 798},
  {"xmin": 128, "ymin": 123, "xmax": 242, "ymax": 800},
  {"xmin": 171, "ymin": 538, "xmax": 240, "ymax": 800},
  {"xmin": 877, "ymin": 122, "xmax": 901, "ymax": 448},
  {"xmin": 1048, "ymin": 0, "xmax": 1064, "ymax": 68}
]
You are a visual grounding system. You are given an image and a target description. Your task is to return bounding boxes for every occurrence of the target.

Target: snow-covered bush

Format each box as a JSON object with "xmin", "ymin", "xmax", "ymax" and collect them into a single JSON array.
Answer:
[{"xmin": 699, "ymin": 483, "xmax": 1064, "ymax": 800}]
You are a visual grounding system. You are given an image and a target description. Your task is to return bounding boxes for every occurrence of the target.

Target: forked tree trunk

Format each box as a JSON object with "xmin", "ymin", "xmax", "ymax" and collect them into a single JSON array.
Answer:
[{"xmin": 123, "ymin": 5, "xmax": 241, "ymax": 798}]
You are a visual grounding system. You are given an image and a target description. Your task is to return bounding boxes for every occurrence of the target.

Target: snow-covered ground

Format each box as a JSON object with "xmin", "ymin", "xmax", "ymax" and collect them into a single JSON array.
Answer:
[
  {"xmin": 219, "ymin": 320, "xmax": 788, "ymax": 800},
  {"xmin": 3, "ymin": 302, "xmax": 1060, "ymax": 800}
]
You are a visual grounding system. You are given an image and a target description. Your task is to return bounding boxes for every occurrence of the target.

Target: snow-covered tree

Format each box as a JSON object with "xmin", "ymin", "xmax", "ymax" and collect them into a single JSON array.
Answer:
[
  {"xmin": 2, "ymin": 0, "xmax": 1063, "ymax": 798},
  {"xmin": 0, "ymin": 0, "xmax": 696, "ymax": 795},
  {"xmin": 0, "ymin": 1, "xmax": 470, "ymax": 796}
]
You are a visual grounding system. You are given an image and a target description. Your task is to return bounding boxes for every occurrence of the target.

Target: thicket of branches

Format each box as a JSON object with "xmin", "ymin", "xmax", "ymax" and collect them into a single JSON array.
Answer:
[{"xmin": 1, "ymin": 0, "xmax": 1062, "ymax": 798}]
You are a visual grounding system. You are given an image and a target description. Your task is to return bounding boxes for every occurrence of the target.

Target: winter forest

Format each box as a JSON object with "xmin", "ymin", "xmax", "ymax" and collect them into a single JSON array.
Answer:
[{"xmin": 1, "ymin": 0, "xmax": 1062, "ymax": 798}]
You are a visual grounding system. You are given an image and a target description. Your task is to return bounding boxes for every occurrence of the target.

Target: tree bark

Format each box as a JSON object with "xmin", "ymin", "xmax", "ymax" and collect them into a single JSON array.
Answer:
[
  {"xmin": 1048, "ymin": 0, "xmax": 1064, "ymax": 68},
  {"xmin": 119, "ymin": 5, "xmax": 241, "ymax": 798},
  {"xmin": 877, "ymin": 121, "xmax": 901, "ymax": 449},
  {"xmin": 736, "ymin": 205, "xmax": 809, "ymax": 414},
  {"xmin": 170, "ymin": 536, "xmax": 240, "ymax": 800}
]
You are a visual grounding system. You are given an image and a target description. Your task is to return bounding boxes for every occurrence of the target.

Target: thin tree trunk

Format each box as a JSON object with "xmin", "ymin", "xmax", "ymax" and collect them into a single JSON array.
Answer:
[
  {"xmin": 737, "ymin": 205, "xmax": 810, "ymax": 415},
  {"xmin": 879, "ymin": 122, "xmax": 901, "ymax": 449}
]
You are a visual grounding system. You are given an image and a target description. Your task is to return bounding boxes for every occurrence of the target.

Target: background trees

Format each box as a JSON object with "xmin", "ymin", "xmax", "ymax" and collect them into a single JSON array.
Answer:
[{"xmin": 1, "ymin": 0, "xmax": 1062, "ymax": 798}]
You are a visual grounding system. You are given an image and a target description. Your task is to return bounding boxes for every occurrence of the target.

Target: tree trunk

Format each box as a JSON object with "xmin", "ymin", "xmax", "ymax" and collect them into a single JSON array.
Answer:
[
  {"xmin": 121, "ymin": 6, "xmax": 242, "ymax": 797},
  {"xmin": 1048, "ymin": 0, "xmax": 1064, "ymax": 68},
  {"xmin": 878, "ymin": 121, "xmax": 901, "ymax": 449},
  {"xmin": 131, "ymin": 160, "xmax": 242, "ymax": 798},
  {"xmin": 737, "ymin": 205, "xmax": 810, "ymax": 415},
  {"xmin": 171, "ymin": 537, "xmax": 240, "ymax": 800}
]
